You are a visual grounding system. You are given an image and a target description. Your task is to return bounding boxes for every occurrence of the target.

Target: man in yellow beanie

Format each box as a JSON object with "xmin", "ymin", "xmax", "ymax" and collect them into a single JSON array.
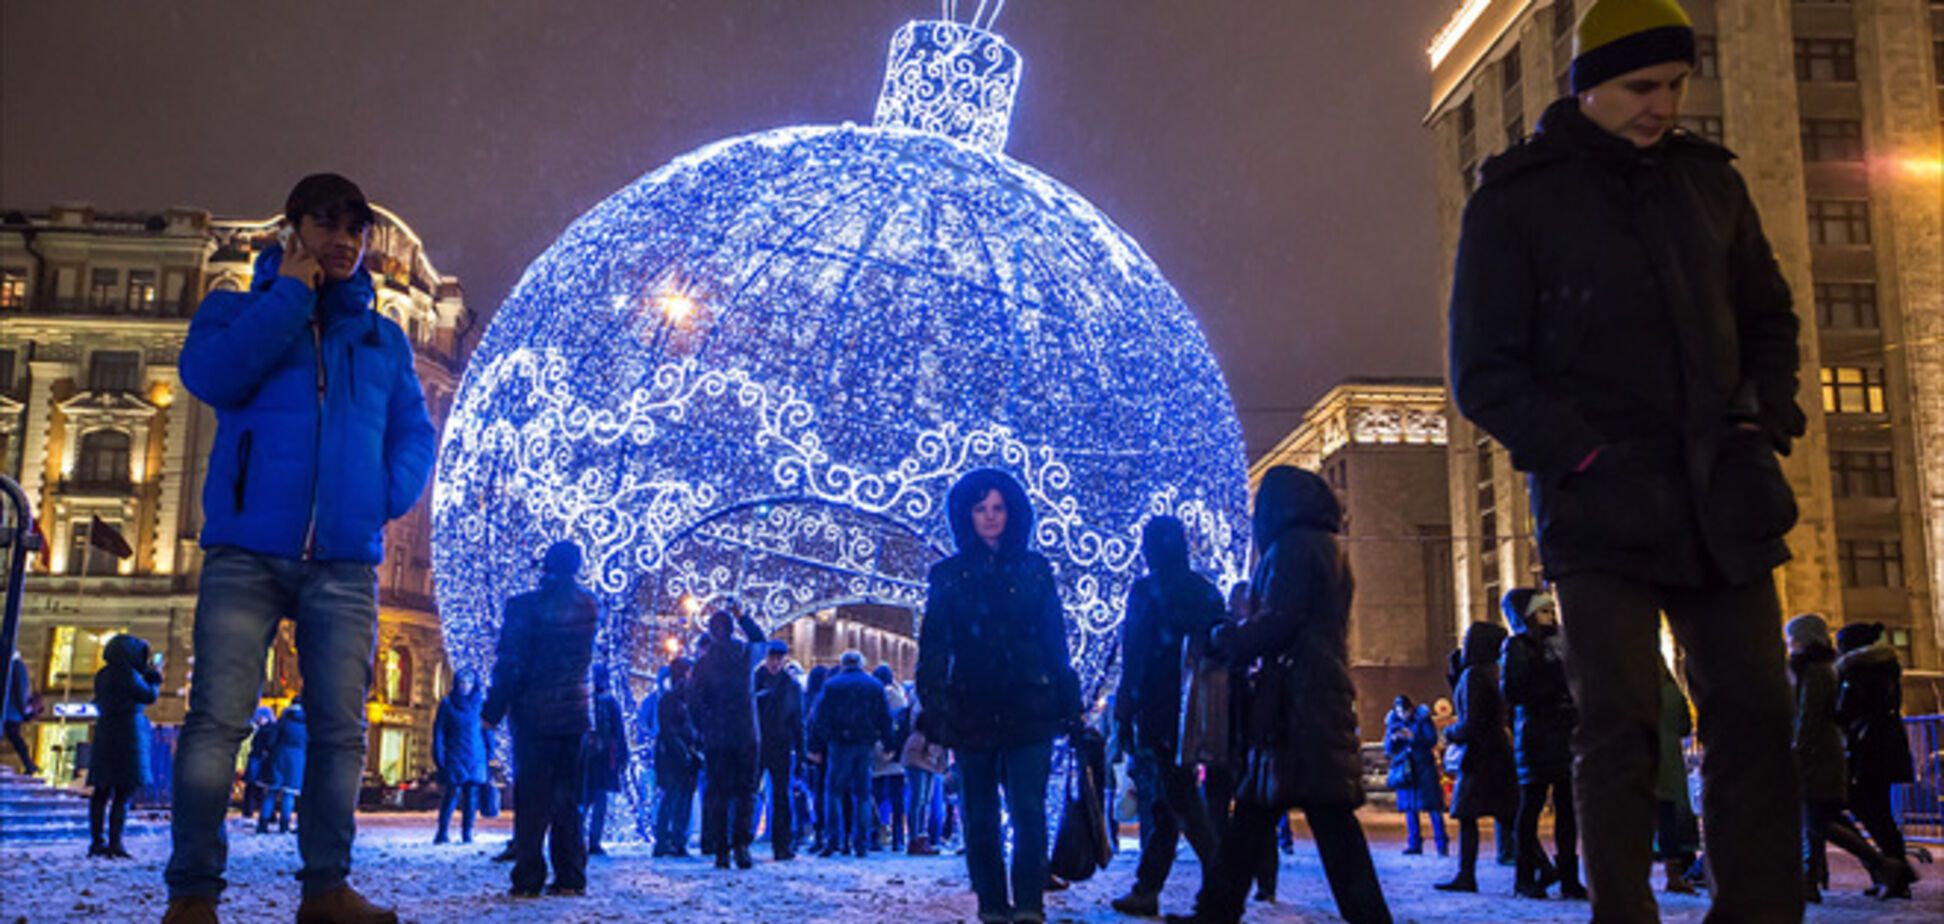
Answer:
[{"xmin": 1448, "ymin": 0, "xmax": 1807, "ymax": 921}]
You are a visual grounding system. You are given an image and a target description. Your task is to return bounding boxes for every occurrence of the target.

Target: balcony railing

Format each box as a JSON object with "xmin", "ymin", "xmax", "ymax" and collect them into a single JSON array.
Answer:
[{"xmin": 2, "ymin": 294, "xmax": 196, "ymax": 320}]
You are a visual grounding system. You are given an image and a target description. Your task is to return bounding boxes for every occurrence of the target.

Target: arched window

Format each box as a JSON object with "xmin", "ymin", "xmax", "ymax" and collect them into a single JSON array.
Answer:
[{"xmin": 75, "ymin": 430, "xmax": 131, "ymax": 487}]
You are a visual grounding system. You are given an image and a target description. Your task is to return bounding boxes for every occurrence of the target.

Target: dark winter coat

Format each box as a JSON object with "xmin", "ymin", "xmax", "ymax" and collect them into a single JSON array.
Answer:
[
  {"xmin": 1450, "ymin": 97, "xmax": 1806, "ymax": 589},
  {"xmin": 1836, "ymin": 643, "xmax": 1914, "ymax": 787},
  {"xmin": 1447, "ymin": 622, "xmax": 1517, "ymax": 820},
  {"xmin": 1658, "ymin": 668, "xmax": 1692, "ymax": 803},
  {"xmin": 915, "ymin": 469, "xmax": 1082, "ymax": 752},
  {"xmin": 582, "ymin": 690, "xmax": 628, "ymax": 794},
  {"xmin": 1115, "ymin": 518, "xmax": 1224, "ymax": 755},
  {"xmin": 245, "ymin": 715, "xmax": 277, "ymax": 785},
  {"xmin": 434, "ymin": 680, "xmax": 490, "ymax": 786},
  {"xmin": 482, "ymin": 574, "xmax": 600, "ymax": 738},
  {"xmin": 1385, "ymin": 705, "xmax": 1445, "ymax": 813},
  {"xmin": 182, "ymin": 246, "xmax": 437, "ymax": 564},
  {"xmin": 1215, "ymin": 466, "xmax": 1364, "ymax": 810},
  {"xmin": 690, "ymin": 613, "xmax": 767, "ymax": 755},
  {"xmin": 754, "ymin": 665, "xmax": 805, "ymax": 765},
  {"xmin": 1498, "ymin": 603, "xmax": 1574, "ymax": 786},
  {"xmin": 266, "ymin": 703, "xmax": 308, "ymax": 792},
  {"xmin": 654, "ymin": 682, "xmax": 702, "ymax": 789},
  {"xmin": 4, "ymin": 655, "xmax": 35, "ymax": 724},
  {"xmin": 87, "ymin": 635, "xmax": 161, "ymax": 791},
  {"xmin": 1789, "ymin": 644, "xmax": 1846, "ymax": 803},
  {"xmin": 810, "ymin": 666, "xmax": 893, "ymax": 751}
]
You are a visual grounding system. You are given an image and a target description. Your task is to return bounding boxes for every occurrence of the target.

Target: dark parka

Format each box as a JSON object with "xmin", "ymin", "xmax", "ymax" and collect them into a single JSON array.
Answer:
[
  {"xmin": 754, "ymin": 663, "xmax": 805, "ymax": 767},
  {"xmin": 482, "ymin": 573, "xmax": 600, "ymax": 737},
  {"xmin": 87, "ymin": 634, "xmax": 161, "ymax": 791},
  {"xmin": 1835, "ymin": 641, "xmax": 1915, "ymax": 788},
  {"xmin": 915, "ymin": 469, "xmax": 1082, "ymax": 752},
  {"xmin": 1498, "ymin": 594, "xmax": 1575, "ymax": 786},
  {"xmin": 1788, "ymin": 637, "xmax": 1847, "ymax": 804},
  {"xmin": 809, "ymin": 666, "xmax": 893, "ymax": 751},
  {"xmin": 1450, "ymin": 97, "xmax": 1806, "ymax": 589},
  {"xmin": 1114, "ymin": 516, "xmax": 1225, "ymax": 755},
  {"xmin": 1214, "ymin": 466, "xmax": 1363, "ymax": 810},
  {"xmin": 1446, "ymin": 622, "xmax": 1518, "ymax": 821},
  {"xmin": 654, "ymin": 667, "xmax": 703, "ymax": 790},
  {"xmin": 1384, "ymin": 704, "xmax": 1445, "ymax": 814},
  {"xmin": 433, "ymin": 672, "xmax": 490, "ymax": 786},
  {"xmin": 583, "ymin": 686, "xmax": 629, "ymax": 794},
  {"xmin": 690, "ymin": 612, "xmax": 767, "ymax": 754}
]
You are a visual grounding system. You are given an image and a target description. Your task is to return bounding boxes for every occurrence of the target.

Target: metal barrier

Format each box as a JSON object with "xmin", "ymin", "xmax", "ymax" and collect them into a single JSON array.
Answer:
[{"xmin": 1897, "ymin": 713, "xmax": 1942, "ymax": 845}]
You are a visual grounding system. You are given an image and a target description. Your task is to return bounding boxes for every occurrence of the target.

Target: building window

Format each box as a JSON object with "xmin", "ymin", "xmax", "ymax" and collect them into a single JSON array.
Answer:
[
  {"xmin": 1806, "ymin": 199, "xmax": 1871, "ymax": 246},
  {"xmin": 1795, "ymin": 39, "xmax": 1857, "ymax": 82},
  {"xmin": 1801, "ymin": 119, "xmax": 1864, "ymax": 162},
  {"xmin": 1838, "ymin": 538, "xmax": 1903, "ymax": 587},
  {"xmin": 1502, "ymin": 44, "xmax": 1525, "ymax": 146},
  {"xmin": 88, "ymin": 350, "xmax": 142, "ymax": 393},
  {"xmin": 87, "ymin": 268, "xmax": 119, "ymax": 309},
  {"xmin": 1814, "ymin": 282, "xmax": 1879, "ymax": 329},
  {"xmin": 45, "ymin": 625, "xmax": 126, "ymax": 686},
  {"xmin": 75, "ymin": 430, "xmax": 132, "ymax": 488},
  {"xmin": 0, "ymin": 267, "xmax": 26, "ymax": 309},
  {"xmin": 1678, "ymin": 115, "xmax": 1725, "ymax": 145},
  {"xmin": 1885, "ymin": 625, "xmax": 1914, "ymax": 664},
  {"xmin": 1830, "ymin": 450, "xmax": 1895, "ymax": 498},
  {"xmin": 65, "ymin": 518, "xmax": 125, "ymax": 576},
  {"xmin": 126, "ymin": 270, "xmax": 157, "ymax": 312},
  {"xmin": 1457, "ymin": 96, "xmax": 1478, "ymax": 172},
  {"xmin": 1552, "ymin": 0, "xmax": 1575, "ymax": 40},
  {"xmin": 1695, "ymin": 35, "xmax": 1719, "ymax": 79},
  {"xmin": 380, "ymin": 646, "xmax": 413, "ymax": 706},
  {"xmin": 1821, "ymin": 366, "xmax": 1887, "ymax": 415}
]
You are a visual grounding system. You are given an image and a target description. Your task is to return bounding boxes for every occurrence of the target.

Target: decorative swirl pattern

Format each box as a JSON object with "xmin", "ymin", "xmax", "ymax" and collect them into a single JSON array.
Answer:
[{"xmin": 873, "ymin": 20, "xmax": 1022, "ymax": 155}]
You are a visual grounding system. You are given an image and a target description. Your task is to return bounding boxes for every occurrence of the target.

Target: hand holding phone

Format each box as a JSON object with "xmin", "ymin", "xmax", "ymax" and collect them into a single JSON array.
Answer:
[{"xmin": 276, "ymin": 223, "xmax": 324, "ymax": 290}]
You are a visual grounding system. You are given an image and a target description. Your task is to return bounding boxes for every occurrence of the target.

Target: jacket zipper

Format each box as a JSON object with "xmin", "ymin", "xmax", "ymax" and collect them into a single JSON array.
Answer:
[
  {"xmin": 233, "ymin": 429, "xmax": 253, "ymax": 512},
  {"xmin": 302, "ymin": 315, "xmax": 326, "ymax": 560}
]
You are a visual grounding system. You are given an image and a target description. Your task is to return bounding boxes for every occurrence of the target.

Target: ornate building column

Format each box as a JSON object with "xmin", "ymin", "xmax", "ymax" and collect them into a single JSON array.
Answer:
[
  {"xmin": 149, "ymin": 365, "xmax": 190, "ymax": 575},
  {"xmin": 17, "ymin": 360, "xmax": 67, "ymax": 544}
]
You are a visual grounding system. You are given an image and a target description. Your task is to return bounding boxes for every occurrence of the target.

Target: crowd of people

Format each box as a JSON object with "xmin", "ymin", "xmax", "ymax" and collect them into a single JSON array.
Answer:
[{"xmin": 0, "ymin": 1, "xmax": 1888, "ymax": 922}]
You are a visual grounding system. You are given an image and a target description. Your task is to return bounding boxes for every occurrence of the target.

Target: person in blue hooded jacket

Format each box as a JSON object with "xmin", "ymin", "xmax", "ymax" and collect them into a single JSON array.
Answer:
[
  {"xmin": 258, "ymin": 697, "xmax": 308, "ymax": 836},
  {"xmin": 89, "ymin": 634, "xmax": 162, "ymax": 859},
  {"xmin": 915, "ymin": 468, "xmax": 1083, "ymax": 924},
  {"xmin": 432, "ymin": 669, "xmax": 489, "ymax": 845},
  {"xmin": 164, "ymin": 174, "xmax": 433, "ymax": 924}
]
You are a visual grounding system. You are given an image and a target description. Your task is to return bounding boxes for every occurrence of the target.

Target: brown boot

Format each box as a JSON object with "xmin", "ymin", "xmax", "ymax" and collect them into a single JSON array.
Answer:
[
  {"xmin": 294, "ymin": 885, "xmax": 398, "ymax": 924},
  {"xmin": 160, "ymin": 896, "xmax": 219, "ymax": 924}
]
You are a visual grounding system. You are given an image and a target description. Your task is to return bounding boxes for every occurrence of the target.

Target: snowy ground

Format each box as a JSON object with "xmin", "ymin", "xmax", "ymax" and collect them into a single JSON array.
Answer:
[{"xmin": 2, "ymin": 810, "xmax": 1938, "ymax": 923}]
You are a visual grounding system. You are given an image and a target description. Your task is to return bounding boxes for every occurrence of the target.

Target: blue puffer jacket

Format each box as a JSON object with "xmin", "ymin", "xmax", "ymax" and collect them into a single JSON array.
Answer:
[{"xmin": 181, "ymin": 247, "xmax": 437, "ymax": 563}]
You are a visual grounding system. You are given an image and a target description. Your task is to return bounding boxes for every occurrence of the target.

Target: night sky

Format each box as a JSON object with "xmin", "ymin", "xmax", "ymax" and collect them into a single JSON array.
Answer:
[{"xmin": 0, "ymin": 1, "xmax": 1455, "ymax": 457}]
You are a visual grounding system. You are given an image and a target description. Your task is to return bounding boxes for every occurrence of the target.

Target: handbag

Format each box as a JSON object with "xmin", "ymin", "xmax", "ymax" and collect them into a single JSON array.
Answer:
[
  {"xmin": 1048, "ymin": 759, "xmax": 1109, "ymax": 882},
  {"xmin": 1386, "ymin": 756, "xmax": 1415, "ymax": 791},
  {"xmin": 1441, "ymin": 741, "xmax": 1467, "ymax": 777}
]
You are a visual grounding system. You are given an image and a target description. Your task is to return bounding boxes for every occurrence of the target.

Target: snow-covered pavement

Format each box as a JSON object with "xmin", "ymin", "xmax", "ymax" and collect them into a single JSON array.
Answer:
[{"xmin": 2, "ymin": 810, "xmax": 1937, "ymax": 923}]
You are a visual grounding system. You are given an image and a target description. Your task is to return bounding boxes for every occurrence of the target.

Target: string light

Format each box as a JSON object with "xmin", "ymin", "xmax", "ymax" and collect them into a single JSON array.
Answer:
[{"xmin": 432, "ymin": 17, "xmax": 1250, "ymax": 835}]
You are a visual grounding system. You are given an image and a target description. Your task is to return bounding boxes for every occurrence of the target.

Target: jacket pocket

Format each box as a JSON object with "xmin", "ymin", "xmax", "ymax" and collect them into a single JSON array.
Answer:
[
  {"xmin": 1705, "ymin": 427, "xmax": 1797, "ymax": 539},
  {"xmin": 232, "ymin": 429, "xmax": 254, "ymax": 513},
  {"xmin": 1532, "ymin": 438, "xmax": 1677, "ymax": 551}
]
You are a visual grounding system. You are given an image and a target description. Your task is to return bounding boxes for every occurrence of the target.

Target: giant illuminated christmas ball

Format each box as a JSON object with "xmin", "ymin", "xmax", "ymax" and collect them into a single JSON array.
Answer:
[{"xmin": 432, "ymin": 18, "xmax": 1250, "ymax": 700}]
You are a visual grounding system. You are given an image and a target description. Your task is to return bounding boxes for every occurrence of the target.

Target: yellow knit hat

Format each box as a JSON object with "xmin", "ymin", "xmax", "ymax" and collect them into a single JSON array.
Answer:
[{"xmin": 1571, "ymin": 0, "xmax": 1697, "ymax": 93}]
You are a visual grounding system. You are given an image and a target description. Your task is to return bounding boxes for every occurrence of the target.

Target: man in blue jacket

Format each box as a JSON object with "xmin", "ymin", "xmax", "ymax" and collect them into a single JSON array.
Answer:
[{"xmin": 163, "ymin": 174, "xmax": 435, "ymax": 924}]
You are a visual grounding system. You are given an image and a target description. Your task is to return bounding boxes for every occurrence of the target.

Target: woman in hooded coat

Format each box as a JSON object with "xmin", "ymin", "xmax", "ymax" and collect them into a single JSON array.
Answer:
[
  {"xmin": 433, "ymin": 668, "xmax": 489, "ymax": 844},
  {"xmin": 1785, "ymin": 614, "xmax": 1899, "ymax": 903},
  {"xmin": 1170, "ymin": 466, "xmax": 1391, "ymax": 924},
  {"xmin": 915, "ymin": 468, "xmax": 1082, "ymax": 924},
  {"xmin": 1833, "ymin": 622, "xmax": 1918, "ymax": 899},
  {"xmin": 582, "ymin": 664, "xmax": 630, "ymax": 855},
  {"xmin": 1384, "ymin": 697, "xmax": 1448, "ymax": 857},
  {"xmin": 1436, "ymin": 621, "xmax": 1517, "ymax": 893},
  {"xmin": 88, "ymin": 633, "xmax": 162, "ymax": 858}
]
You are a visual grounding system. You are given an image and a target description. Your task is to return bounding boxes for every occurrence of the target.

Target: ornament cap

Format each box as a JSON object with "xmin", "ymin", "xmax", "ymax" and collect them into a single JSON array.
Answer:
[{"xmin": 872, "ymin": 20, "xmax": 1022, "ymax": 154}]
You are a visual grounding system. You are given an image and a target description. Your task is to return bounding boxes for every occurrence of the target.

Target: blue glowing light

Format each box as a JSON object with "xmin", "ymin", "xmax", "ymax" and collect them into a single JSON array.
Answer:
[{"xmin": 431, "ymin": 17, "xmax": 1250, "ymax": 832}]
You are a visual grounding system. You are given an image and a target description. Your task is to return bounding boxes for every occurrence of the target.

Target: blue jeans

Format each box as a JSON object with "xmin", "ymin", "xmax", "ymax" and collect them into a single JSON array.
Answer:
[
  {"xmin": 905, "ymin": 768, "xmax": 938, "ymax": 843},
  {"xmin": 165, "ymin": 547, "xmax": 378, "ymax": 900},
  {"xmin": 959, "ymin": 741, "xmax": 1054, "ymax": 922},
  {"xmin": 655, "ymin": 778, "xmax": 695, "ymax": 853},
  {"xmin": 825, "ymin": 743, "xmax": 874, "ymax": 853}
]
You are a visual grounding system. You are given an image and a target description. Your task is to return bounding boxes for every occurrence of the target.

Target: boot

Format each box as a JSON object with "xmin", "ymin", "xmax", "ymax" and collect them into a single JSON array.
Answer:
[
  {"xmin": 1110, "ymin": 891, "xmax": 1160, "ymax": 916},
  {"xmin": 1557, "ymin": 855, "xmax": 1587, "ymax": 900},
  {"xmin": 1434, "ymin": 871, "xmax": 1479, "ymax": 893},
  {"xmin": 294, "ymin": 885, "xmax": 398, "ymax": 924},
  {"xmin": 492, "ymin": 841, "xmax": 517, "ymax": 862},
  {"xmin": 715, "ymin": 851, "xmax": 731, "ymax": 869},
  {"xmin": 734, "ymin": 845, "xmax": 754, "ymax": 869},
  {"xmin": 160, "ymin": 896, "xmax": 219, "ymax": 924},
  {"xmin": 907, "ymin": 835, "xmax": 937, "ymax": 856},
  {"xmin": 1878, "ymin": 858, "xmax": 1917, "ymax": 900},
  {"xmin": 1663, "ymin": 859, "xmax": 1698, "ymax": 895}
]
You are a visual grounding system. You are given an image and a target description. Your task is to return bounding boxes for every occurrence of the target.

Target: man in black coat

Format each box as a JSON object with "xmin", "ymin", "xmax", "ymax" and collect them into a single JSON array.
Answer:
[
  {"xmin": 753, "ymin": 640, "xmax": 804, "ymax": 860},
  {"xmin": 652, "ymin": 658, "xmax": 701, "ymax": 858},
  {"xmin": 1834, "ymin": 623, "xmax": 1919, "ymax": 899},
  {"xmin": 809, "ymin": 650, "xmax": 893, "ymax": 857},
  {"xmin": 482, "ymin": 540, "xmax": 600, "ymax": 898},
  {"xmin": 1448, "ymin": 2, "xmax": 1804, "ymax": 920},
  {"xmin": 689, "ymin": 604, "xmax": 767, "ymax": 870},
  {"xmin": 1109, "ymin": 516, "xmax": 1224, "ymax": 917},
  {"xmin": 1498, "ymin": 588, "xmax": 1584, "ymax": 900}
]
